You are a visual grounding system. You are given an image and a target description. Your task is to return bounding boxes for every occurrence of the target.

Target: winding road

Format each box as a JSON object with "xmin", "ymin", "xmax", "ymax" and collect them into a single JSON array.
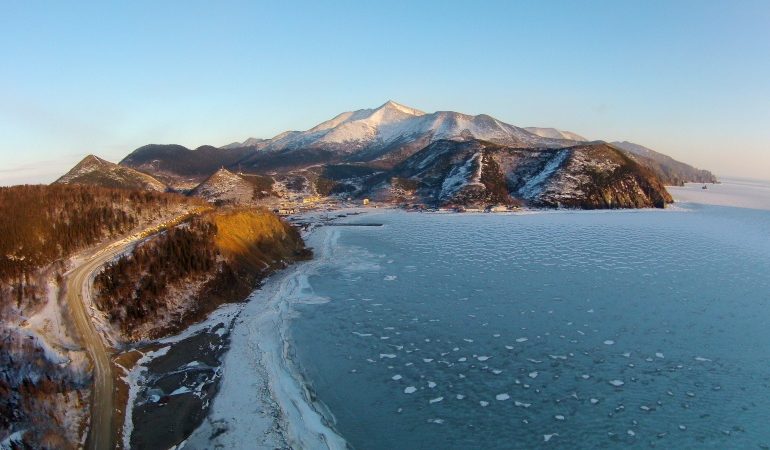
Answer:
[{"xmin": 65, "ymin": 210, "xmax": 205, "ymax": 449}]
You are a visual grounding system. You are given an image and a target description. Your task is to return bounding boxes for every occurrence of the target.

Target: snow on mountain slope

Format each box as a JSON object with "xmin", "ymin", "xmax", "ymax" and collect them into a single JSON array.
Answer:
[
  {"xmin": 235, "ymin": 101, "xmax": 576, "ymax": 171},
  {"xmin": 189, "ymin": 168, "xmax": 275, "ymax": 205},
  {"xmin": 524, "ymin": 127, "xmax": 587, "ymax": 141},
  {"xmin": 366, "ymin": 139, "xmax": 672, "ymax": 209}
]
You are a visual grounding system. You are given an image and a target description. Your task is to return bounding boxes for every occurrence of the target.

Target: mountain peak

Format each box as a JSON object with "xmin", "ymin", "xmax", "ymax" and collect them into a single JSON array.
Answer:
[
  {"xmin": 79, "ymin": 154, "xmax": 109, "ymax": 166},
  {"xmin": 376, "ymin": 100, "xmax": 425, "ymax": 116},
  {"xmin": 54, "ymin": 154, "xmax": 167, "ymax": 191}
]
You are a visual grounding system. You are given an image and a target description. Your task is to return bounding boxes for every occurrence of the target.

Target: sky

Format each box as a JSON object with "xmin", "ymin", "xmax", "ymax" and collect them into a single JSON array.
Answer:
[{"xmin": 1, "ymin": 0, "xmax": 769, "ymax": 184}]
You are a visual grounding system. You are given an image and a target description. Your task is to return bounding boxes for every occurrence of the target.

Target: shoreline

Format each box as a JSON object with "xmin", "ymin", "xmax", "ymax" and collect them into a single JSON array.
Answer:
[{"xmin": 183, "ymin": 214, "xmax": 348, "ymax": 449}]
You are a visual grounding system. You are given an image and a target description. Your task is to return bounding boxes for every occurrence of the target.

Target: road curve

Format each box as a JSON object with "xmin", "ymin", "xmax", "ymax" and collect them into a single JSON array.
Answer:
[{"xmin": 65, "ymin": 209, "xmax": 207, "ymax": 449}]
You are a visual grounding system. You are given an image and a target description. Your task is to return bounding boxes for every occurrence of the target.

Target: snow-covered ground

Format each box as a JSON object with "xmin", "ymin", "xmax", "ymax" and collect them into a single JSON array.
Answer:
[
  {"xmin": 120, "ymin": 303, "xmax": 243, "ymax": 449},
  {"xmin": 184, "ymin": 224, "xmax": 347, "ymax": 450},
  {"xmin": 669, "ymin": 177, "xmax": 770, "ymax": 211}
]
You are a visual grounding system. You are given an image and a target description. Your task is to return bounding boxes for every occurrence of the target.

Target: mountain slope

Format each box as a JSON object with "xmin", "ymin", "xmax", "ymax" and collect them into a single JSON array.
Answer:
[
  {"xmin": 524, "ymin": 127, "xmax": 588, "ymax": 141},
  {"xmin": 54, "ymin": 155, "xmax": 167, "ymax": 191},
  {"xmin": 235, "ymin": 100, "xmax": 577, "ymax": 171},
  {"xmin": 119, "ymin": 144, "xmax": 254, "ymax": 189},
  {"xmin": 365, "ymin": 139, "xmax": 672, "ymax": 209},
  {"xmin": 189, "ymin": 168, "xmax": 275, "ymax": 205},
  {"xmin": 611, "ymin": 141, "xmax": 717, "ymax": 185}
]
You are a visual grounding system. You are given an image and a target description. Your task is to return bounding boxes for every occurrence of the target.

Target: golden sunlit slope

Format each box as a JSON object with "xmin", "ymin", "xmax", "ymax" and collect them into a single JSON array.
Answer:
[{"xmin": 212, "ymin": 208, "xmax": 308, "ymax": 271}]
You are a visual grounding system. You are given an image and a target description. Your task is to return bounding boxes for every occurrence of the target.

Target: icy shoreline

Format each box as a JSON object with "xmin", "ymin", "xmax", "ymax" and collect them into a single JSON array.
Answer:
[{"xmin": 185, "ymin": 222, "xmax": 347, "ymax": 449}]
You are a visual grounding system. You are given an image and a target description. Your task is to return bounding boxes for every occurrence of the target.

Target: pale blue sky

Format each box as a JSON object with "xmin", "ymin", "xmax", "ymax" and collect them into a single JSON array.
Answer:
[{"xmin": 1, "ymin": 0, "xmax": 769, "ymax": 184}]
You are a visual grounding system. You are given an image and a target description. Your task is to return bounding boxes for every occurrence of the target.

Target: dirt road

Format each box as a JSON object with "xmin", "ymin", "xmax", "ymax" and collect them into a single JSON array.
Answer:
[{"xmin": 65, "ymin": 209, "xmax": 206, "ymax": 449}]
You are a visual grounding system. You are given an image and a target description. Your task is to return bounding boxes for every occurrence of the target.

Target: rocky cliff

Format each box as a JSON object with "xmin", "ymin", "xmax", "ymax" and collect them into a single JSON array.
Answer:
[{"xmin": 365, "ymin": 140, "xmax": 672, "ymax": 209}]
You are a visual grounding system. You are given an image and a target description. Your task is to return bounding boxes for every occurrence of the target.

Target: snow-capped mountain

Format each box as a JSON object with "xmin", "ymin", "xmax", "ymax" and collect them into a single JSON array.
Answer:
[
  {"xmin": 524, "ymin": 127, "xmax": 588, "ymax": 142},
  {"xmin": 235, "ymin": 101, "xmax": 577, "ymax": 170}
]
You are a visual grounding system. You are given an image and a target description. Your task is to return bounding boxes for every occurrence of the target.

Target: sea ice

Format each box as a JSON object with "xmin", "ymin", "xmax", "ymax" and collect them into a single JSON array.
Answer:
[
  {"xmin": 543, "ymin": 433, "xmax": 558, "ymax": 442},
  {"xmin": 529, "ymin": 371, "xmax": 539, "ymax": 379},
  {"xmin": 505, "ymin": 345, "xmax": 514, "ymax": 350},
  {"xmin": 392, "ymin": 375, "xmax": 402, "ymax": 381},
  {"xmin": 384, "ymin": 275, "xmax": 397, "ymax": 281},
  {"xmin": 609, "ymin": 380, "xmax": 624, "ymax": 387},
  {"xmin": 496, "ymin": 393, "xmax": 510, "ymax": 401},
  {"xmin": 170, "ymin": 386, "xmax": 191, "ymax": 396},
  {"xmin": 516, "ymin": 337, "xmax": 528, "ymax": 343},
  {"xmin": 423, "ymin": 358, "xmax": 434, "ymax": 363},
  {"xmin": 655, "ymin": 352, "xmax": 664, "ymax": 358},
  {"xmin": 604, "ymin": 340, "xmax": 615, "ymax": 345},
  {"xmin": 476, "ymin": 356, "xmax": 491, "ymax": 361},
  {"xmin": 456, "ymin": 394, "xmax": 465, "ymax": 400},
  {"xmin": 404, "ymin": 386, "xmax": 417, "ymax": 394},
  {"xmin": 555, "ymin": 415, "xmax": 565, "ymax": 421},
  {"xmin": 514, "ymin": 401, "xmax": 531, "ymax": 408},
  {"xmin": 429, "ymin": 397, "xmax": 444, "ymax": 404},
  {"xmin": 590, "ymin": 398, "xmax": 599, "ymax": 404},
  {"xmin": 380, "ymin": 354, "xmax": 396, "ymax": 359},
  {"xmin": 479, "ymin": 401, "xmax": 489, "ymax": 407},
  {"xmin": 428, "ymin": 381, "xmax": 437, "ymax": 388}
]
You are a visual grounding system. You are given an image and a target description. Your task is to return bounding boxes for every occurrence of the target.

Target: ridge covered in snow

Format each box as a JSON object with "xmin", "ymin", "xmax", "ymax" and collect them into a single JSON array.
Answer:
[
  {"xmin": 230, "ymin": 101, "xmax": 579, "ymax": 162},
  {"xmin": 524, "ymin": 127, "xmax": 588, "ymax": 142}
]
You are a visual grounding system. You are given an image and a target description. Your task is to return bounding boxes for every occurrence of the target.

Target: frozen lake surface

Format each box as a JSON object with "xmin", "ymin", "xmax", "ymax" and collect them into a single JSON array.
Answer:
[{"xmin": 208, "ymin": 178, "xmax": 770, "ymax": 449}]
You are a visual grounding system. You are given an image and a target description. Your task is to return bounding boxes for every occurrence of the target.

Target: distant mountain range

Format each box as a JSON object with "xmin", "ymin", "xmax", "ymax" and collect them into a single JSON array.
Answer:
[
  {"xmin": 55, "ymin": 101, "xmax": 717, "ymax": 209},
  {"xmin": 610, "ymin": 141, "xmax": 717, "ymax": 185}
]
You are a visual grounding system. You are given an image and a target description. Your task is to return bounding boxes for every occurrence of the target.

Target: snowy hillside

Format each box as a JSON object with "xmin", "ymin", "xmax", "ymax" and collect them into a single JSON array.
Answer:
[
  {"xmin": 235, "ymin": 101, "xmax": 578, "ymax": 169},
  {"xmin": 524, "ymin": 127, "xmax": 588, "ymax": 141},
  {"xmin": 365, "ymin": 139, "xmax": 672, "ymax": 209},
  {"xmin": 189, "ymin": 168, "xmax": 277, "ymax": 205}
]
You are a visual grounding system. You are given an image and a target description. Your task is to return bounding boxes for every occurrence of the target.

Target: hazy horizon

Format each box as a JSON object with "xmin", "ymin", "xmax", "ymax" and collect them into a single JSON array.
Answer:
[{"xmin": 2, "ymin": 1, "xmax": 769, "ymax": 185}]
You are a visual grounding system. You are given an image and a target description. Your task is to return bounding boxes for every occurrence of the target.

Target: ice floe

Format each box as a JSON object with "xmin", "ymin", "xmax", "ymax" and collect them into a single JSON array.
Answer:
[
  {"xmin": 404, "ymin": 386, "xmax": 417, "ymax": 394},
  {"xmin": 495, "ymin": 393, "xmax": 510, "ymax": 401}
]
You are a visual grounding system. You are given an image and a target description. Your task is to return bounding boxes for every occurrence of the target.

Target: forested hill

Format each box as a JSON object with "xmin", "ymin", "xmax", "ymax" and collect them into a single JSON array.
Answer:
[
  {"xmin": 94, "ymin": 208, "xmax": 310, "ymax": 340},
  {"xmin": 0, "ymin": 184, "xmax": 203, "ymax": 285}
]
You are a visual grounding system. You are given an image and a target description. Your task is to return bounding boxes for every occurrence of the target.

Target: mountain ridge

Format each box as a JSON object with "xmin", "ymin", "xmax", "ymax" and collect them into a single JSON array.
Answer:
[
  {"xmin": 55, "ymin": 154, "xmax": 168, "ymax": 191},
  {"xmin": 60, "ymin": 101, "xmax": 718, "ymax": 210}
]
